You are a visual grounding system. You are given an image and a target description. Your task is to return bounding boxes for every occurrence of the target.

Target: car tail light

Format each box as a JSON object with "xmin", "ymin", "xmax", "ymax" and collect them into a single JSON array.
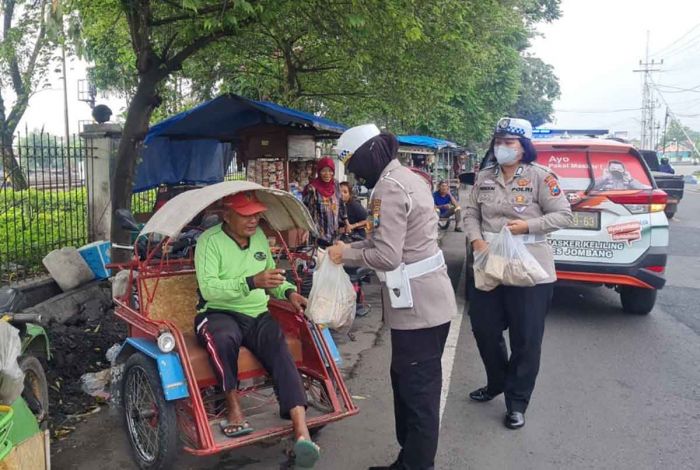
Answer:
[
  {"xmin": 644, "ymin": 266, "xmax": 665, "ymax": 273},
  {"xmin": 607, "ymin": 190, "xmax": 667, "ymax": 214}
]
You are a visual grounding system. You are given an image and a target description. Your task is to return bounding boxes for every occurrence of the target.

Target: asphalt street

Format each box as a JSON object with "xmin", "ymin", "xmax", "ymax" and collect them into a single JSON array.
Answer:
[{"xmin": 52, "ymin": 189, "xmax": 700, "ymax": 469}]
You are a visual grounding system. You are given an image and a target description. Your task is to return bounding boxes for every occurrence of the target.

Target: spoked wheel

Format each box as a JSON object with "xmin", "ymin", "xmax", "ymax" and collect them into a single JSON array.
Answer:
[
  {"xmin": 303, "ymin": 375, "xmax": 332, "ymax": 437},
  {"xmin": 303, "ymin": 375, "xmax": 334, "ymax": 414},
  {"xmin": 19, "ymin": 355, "xmax": 49, "ymax": 429},
  {"xmin": 123, "ymin": 353, "xmax": 178, "ymax": 470},
  {"xmin": 437, "ymin": 218, "xmax": 451, "ymax": 230}
]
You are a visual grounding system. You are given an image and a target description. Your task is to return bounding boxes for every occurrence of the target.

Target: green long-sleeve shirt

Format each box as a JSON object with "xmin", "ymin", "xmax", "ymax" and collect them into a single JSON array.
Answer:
[{"xmin": 195, "ymin": 224, "xmax": 295, "ymax": 317}]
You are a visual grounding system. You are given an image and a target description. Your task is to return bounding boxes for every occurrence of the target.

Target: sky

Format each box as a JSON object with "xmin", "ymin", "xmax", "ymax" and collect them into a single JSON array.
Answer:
[
  {"xmin": 14, "ymin": 0, "xmax": 700, "ymax": 141},
  {"xmin": 530, "ymin": 0, "xmax": 700, "ymax": 139},
  {"xmin": 17, "ymin": 55, "xmax": 125, "ymax": 137}
]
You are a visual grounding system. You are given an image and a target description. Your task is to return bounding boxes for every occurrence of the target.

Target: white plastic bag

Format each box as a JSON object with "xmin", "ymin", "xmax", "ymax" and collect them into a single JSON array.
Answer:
[
  {"xmin": 482, "ymin": 226, "xmax": 549, "ymax": 287},
  {"xmin": 305, "ymin": 256, "xmax": 356, "ymax": 331},
  {"xmin": 473, "ymin": 248, "xmax": 499, "ymax": 292},
  {"xmin": 0, "ymin": 322, "xmax": 25, "ymax": 405}
]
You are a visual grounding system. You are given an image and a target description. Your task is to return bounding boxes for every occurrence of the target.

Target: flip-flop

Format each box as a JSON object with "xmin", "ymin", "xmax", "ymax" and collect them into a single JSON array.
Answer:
[
  {"xmin": 219, "ymin": 419, "xmax": 254, "ymax": 438},
  {"xmin": 293, "ymin": 438, "xmax": 320, "ymax": 468}
]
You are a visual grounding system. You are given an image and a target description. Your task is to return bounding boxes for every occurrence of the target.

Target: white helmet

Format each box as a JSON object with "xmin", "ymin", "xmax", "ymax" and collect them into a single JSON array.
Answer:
[
  {"xmin": 335, "ymin": 123, "xmax": 381, "ymax": 165},
  {"xmin": 494, "ymin": 117, "xmax": 533, "ymax": 140}
]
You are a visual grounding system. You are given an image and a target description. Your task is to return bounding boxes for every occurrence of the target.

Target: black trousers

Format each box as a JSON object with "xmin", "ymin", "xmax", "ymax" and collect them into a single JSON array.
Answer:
[
  {"xmin": 194, "ymin": 311, "xmax": 307, "ymax": 415},
  {"xmin": 390, "ymin": 322, "xmax": 450, "ymax": 470},
  {"xmin": 468, "ymin": 283, "xmax": 554, "ymax": 413}
]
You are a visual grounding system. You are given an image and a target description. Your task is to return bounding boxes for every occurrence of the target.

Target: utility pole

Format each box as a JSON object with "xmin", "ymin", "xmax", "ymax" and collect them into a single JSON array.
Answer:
[
  {"xmin": 61, "ymin": 36, "xmax": 72, "ymax": 189},
  {"xmin": 633, "ymin": 31, "xmax": 663, "ymax": 150},
  {"xmin": 661, "ymin": 107, "xmax": 669, "ymax": 155}
]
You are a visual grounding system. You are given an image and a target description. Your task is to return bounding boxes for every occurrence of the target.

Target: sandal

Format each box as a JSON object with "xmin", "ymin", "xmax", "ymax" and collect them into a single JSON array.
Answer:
[
  {"xmin": 219, "ymin": 419, "xmax": 254, "ymax": 438},
  {"xmin": 293, "ymin": 438, "xmax": 320, "ymax": 468}
]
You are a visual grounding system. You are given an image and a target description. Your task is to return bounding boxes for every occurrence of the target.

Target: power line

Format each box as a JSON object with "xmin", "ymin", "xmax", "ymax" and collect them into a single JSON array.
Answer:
[
  {"xmin": 634, "ymin": 32, "xmax": 663, "ymax": 149},
  {"xmin": 651, "ymin": 78, "xmax": 700, "ymax": 158},
  {"xmin": 651, "ymin": 23, "xmax": 700, "ymax": 57},
  {"xmin": 554, "ymin": 107, "xmax": 643, "ymax": 114}
]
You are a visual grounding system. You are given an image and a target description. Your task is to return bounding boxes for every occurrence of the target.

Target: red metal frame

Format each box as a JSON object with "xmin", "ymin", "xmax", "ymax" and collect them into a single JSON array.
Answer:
[{"xmin": 112, "ymin": 229, "xmax": 358, "ymax": 458}]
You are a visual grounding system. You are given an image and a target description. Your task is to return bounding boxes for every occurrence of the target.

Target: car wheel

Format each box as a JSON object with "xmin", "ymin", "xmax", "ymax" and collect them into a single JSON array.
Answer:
[
  {"xmin": 123, "ymin": 352, "xmax": 179, "ymax": 469},
  {"xmin": 619, "ymin": 286, "xmax": 657, "ymax": 315},
  {"xmin": 664, "ymin": 203, "xmax": 677, "ymax": 219}
]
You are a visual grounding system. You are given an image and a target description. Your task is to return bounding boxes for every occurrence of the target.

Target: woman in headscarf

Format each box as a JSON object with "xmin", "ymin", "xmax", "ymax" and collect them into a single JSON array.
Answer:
[
  {"xmin": 303, "ymin": 156, "xmax": 340, "ymax": 247},
  {"xmin": 327, "ymin": 124, "xmax": 457, "ymax": 470}
]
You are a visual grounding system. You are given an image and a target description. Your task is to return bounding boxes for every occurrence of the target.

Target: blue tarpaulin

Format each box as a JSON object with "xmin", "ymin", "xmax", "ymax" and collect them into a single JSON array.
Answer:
[
  {"xmin": 133, "ymin": 94, "xmax": 347, "ymax": 192},
  {"xmin": 397, "ymin": 135, "xmax": 458, "ymax": 150}
]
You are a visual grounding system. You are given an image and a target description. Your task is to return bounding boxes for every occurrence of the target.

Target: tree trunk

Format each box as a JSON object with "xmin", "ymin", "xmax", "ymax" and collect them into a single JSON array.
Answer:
[
  {"xmin": 1, "ymin": 131, "xmax": 28, "ymax": 189},
  {"xmin": 110, "ymin": 74, "xmax": 160, "ymax": 262}
]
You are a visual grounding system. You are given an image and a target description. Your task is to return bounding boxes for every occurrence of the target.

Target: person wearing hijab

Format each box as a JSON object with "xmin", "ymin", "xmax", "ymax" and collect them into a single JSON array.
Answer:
[
  {"xmin": 303, "ymin": 156, "xmax": 340, "ymax": 247},
  {"xmin": 327, "ymin": 124, "xmax": 457, "ymax": 470}
]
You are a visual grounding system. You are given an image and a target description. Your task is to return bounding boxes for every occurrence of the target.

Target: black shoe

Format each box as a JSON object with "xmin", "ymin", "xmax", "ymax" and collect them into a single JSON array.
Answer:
[
  {"xmin": 504, "ymin": 411, "xmax": 525, "ymax": 429},
  {"xmin": 469, "ymin": 387, "xmax": 498, "ymax": 402},
  {"xmin": 368, "ymin": 461, "xmax": 402, "ymax": 470},
  {"xmin": 455, "ymin": 227, "xmax": 463, "ymax": 232}
]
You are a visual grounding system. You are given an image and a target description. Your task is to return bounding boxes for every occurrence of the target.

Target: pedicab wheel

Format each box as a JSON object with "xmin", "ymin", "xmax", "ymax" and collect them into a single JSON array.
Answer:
[
  {"xmin": 438, "ymin": 218, "xmax": 451, "ymax": 230},
  {"xmin": 18, "ymin": 355, "xmax": 49, "ymax": 430},
  {"xmin": 123, "ymin": 353, "xmax": 178, "ymax": 470}
]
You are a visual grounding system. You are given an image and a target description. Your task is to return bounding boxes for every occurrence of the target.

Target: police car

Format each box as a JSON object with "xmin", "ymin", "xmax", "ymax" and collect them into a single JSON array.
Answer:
[
  {"xmin": 463, "ymin": 138, "xmax": 669, "ymax": 315},
  {"xmin": 535, "ymin": 138, "xmax": 668, "ymax": 314}
]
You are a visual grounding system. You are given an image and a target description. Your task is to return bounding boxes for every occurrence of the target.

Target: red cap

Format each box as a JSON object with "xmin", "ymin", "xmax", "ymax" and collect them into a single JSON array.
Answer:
[{"xmin": 222, "ymin": 191, "xmax": 268, "ymax": 216}]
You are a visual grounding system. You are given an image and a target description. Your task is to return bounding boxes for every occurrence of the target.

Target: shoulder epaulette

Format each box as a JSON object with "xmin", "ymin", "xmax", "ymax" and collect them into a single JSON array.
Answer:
[{"xmin": 531, "ymin": 162, "xmax": 559, "ymax": 178}]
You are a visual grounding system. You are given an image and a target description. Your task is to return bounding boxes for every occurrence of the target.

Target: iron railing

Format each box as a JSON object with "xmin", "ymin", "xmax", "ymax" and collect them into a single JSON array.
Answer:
[{"xmin": 1, "ymin": 129, "xmax": 95, "ymax": 283}]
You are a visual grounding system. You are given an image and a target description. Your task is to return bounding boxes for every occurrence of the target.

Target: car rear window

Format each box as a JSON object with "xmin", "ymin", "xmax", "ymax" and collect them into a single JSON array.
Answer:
[{"xmin": 539, "ymin": 151, "xmax": 652, "ymax": 192}]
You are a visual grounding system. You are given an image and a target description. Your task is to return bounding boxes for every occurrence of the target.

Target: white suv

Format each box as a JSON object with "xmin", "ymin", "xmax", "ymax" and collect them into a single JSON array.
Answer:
[
  {"xmin": 535, "ymin": 138, "xmax": 669, "ymax": 314},
  {"xmin": 463, "ymin": 138, "xmax": 669, "ymax": 315}
]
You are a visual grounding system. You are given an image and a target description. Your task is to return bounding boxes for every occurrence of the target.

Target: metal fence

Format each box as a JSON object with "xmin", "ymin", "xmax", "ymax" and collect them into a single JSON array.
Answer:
[{"xmin": 1, "ymin": 129, "xmax": 95, "ymax": 284}]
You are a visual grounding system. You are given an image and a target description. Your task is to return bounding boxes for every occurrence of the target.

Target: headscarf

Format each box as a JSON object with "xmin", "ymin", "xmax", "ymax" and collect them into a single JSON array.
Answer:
[
  {"xmin": 306, "ymin": 156, "xmax": 336, "ymax": 198},
  {"xmin": 347, "ymin": 132, "xmax": 399, "ymax": 188}
]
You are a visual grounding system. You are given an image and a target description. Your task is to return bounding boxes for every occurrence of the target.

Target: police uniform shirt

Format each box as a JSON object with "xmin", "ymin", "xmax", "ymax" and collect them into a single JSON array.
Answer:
[
  {"xmin": 342, "ymin": 160, "xmax": 456, "ymax": 330},
  {"xmin": 464, "ymin": 163, "xmax": 573, "ymax": 283}
]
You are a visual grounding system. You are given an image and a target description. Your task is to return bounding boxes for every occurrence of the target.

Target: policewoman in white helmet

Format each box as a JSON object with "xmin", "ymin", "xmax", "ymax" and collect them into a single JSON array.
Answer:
[
  {"xmin": 464, "ymin": 117, "xmax": 572, "ymax": 429},
  {"xmin": 327, "ymin": 124, "xmax": 456, "ymax": 470}
]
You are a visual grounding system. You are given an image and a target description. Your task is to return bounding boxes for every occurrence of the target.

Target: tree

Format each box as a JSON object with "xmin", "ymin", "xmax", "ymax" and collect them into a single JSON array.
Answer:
[
  {"xmin": 73, "ymin": 0, "xmax": 270, "ymax": 257},
  {"xmin": 510, "ymin": 54, "xmax": 560, "ymax": 127},
  {"xmin": 72, "ymin": 0, "xmax": 562, "ymax": 257},
  {"xmin": 0, "ymin": 0, "xmax": 58, "ymax": 189},
  {"xmin": 661, "ymin": 119, "xmax": 700, "ymax": 150}
]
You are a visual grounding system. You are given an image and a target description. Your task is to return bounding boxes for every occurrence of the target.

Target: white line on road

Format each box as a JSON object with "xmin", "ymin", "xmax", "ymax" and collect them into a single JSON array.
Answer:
[{"xmin": 440, "ymin": 262, "xmax": 466, "ymax": 424}]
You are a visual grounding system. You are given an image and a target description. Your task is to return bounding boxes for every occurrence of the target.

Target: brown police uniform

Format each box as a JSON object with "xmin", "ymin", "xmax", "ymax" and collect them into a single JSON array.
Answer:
[
  {"xmin": 464, "ymin": 162, "xmax": 572, "ymax": 414},
  {"xmin": 343, "ymin": 158, "xmax": 456, "ymax": 470}
]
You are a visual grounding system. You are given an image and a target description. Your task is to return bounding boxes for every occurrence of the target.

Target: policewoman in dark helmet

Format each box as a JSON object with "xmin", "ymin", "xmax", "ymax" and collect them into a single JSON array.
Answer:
[
  {"xmin": 464, "ymin": 117, "xmax": 572, "ymax": 430},
  {"xmin": 327, "ymin": 124, "xmax": 457, "ymax": 470}
]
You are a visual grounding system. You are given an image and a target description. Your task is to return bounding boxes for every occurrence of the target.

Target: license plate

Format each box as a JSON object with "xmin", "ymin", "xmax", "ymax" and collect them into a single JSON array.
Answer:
[{"xmin": 569, "ymin": 211, "xmax": 600, "ymax": 230}]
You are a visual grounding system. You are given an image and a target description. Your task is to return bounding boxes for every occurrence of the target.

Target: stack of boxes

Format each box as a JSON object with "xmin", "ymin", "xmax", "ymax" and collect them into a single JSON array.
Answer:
[{"xmin": 246, "ymin": 158, "xmax": 285, "ymax": 189}]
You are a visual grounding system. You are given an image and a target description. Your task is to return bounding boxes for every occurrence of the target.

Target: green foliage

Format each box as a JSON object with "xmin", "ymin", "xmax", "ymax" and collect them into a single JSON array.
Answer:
[
  {"xmin": 0, "ymin": 187, "xmax": 88, "ymax": 281},
  {"xmin": 70, "ymin": 0, "xmax": 562, "ymax": 147},
  {"xmin": 509, "ymin": 54, "xmax": 561, "ymax": 127},
  {"xmin": 661, "ymin": 120, "xmax": 700, "ymax": 149}
]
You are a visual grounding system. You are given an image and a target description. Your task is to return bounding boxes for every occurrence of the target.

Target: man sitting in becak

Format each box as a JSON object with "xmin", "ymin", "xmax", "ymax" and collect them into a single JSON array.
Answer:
[
  {"xmin": 433, "ymin": 180, "xmax": 463, "ymax": 232},
  {"xmin": 194, "ymin": 191, "xmax": 320, "ymax": 467}
]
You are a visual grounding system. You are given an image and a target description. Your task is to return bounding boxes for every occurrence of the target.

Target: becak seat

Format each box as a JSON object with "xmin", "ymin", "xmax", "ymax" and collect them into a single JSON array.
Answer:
[{"xmin": 142, "ymin": 274, "xmax": 302, "ymax": 386}]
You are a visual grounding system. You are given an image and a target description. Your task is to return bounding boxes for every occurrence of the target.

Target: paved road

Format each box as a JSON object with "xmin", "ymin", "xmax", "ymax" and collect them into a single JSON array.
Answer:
[{"xmin": 53, "ymin": 193, "xmax": 700, "ymax": 469}]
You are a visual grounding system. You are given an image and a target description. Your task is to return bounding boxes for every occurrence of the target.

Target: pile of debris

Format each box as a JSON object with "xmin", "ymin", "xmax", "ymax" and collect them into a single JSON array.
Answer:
[{"xmin": 45, "ymin": 293, "xmax": 126, "ymax": 438}]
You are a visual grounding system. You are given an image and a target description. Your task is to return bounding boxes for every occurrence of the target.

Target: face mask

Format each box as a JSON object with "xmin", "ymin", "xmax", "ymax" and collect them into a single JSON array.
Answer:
[{"xmin": 494, "ymin": 145, "xmax": 519, "ymax": 165}]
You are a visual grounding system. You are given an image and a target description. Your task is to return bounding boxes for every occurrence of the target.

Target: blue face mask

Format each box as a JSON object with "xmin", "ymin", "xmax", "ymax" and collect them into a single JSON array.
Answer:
[{"xmin": 494, "ymin": 145, "xmax": 519, "ymax": 165}]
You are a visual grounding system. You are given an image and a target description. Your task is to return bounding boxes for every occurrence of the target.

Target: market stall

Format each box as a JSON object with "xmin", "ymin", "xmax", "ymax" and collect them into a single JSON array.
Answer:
[
  {"xmin": 134, "ymin": 94, "xmax": 347, "ymax": 197},
  {"xmin": 396, "ymin": 135, "xmax": 465, "ymax": 188}
]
